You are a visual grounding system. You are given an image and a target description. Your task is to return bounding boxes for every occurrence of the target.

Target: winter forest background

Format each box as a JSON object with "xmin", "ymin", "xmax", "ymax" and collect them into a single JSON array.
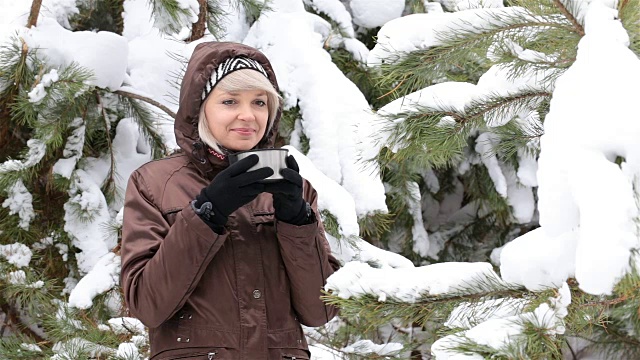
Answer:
[{"xmin": 1, "ymin": 0, "xmax": 640, "ymax": 358}]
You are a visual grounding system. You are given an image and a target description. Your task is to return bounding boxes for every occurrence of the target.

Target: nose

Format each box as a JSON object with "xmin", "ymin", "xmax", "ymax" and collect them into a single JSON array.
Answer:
[{"xmin": 237, "ymin": 103, "xmax": 256, "ymax": 121}]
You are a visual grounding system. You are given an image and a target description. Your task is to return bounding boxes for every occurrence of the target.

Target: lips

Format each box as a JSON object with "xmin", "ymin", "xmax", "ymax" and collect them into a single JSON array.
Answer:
[{"xmin": 231, "ymin": 128, "xmax": 256, "ymax": 136}]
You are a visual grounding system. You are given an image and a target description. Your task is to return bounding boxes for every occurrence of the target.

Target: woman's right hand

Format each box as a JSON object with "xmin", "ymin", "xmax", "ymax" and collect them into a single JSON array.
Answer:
[{"xmin": 194, "ymin": 154, "xmax": 273, "ymax": 228}]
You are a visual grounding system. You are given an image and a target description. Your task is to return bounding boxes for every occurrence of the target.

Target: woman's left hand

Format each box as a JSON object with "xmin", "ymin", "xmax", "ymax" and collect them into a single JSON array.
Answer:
[{"xmin": 264, "ymin": 155, "xmax": 311, "ymax": 225}]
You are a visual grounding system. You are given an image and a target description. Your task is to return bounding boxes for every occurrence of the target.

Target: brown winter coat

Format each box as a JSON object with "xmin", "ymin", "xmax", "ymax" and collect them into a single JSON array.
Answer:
[{"xmin": 120, "ymin": 42, "xmax": 340, "ymax": 360}]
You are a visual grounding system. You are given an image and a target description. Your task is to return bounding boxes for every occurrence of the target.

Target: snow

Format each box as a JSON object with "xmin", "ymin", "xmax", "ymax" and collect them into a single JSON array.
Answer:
[
  {"xmin": 7, "ymin": 270, "xmax": 26, "ymax": 284},
  {"xmin": 305, "ymin": 0, "xmax": 355, "ymax": 37},
  {"xmin": 122, "ymin": 0, "xmax": 197, "ymax": 149},
  {"xmin": 374, "ymin": 81, "xmax": 477, "ymax": 156},
  {"xmin": 245, "ymin": 3, "xmax": 388, "ymax": 218},
  {"xmin": 108, "ymin": 317, "xmax": 146, "ymax": 335},
  {"xmin": 0, "ymin": 1, "xmax": 29, "ymax": 41},
  {"xmin": 63, "ymin": 170, "xmax": 116, "ymax": 275},
  {"xmin": 433, "ymin": 282, "xmax": 570, "ymax": 358},
  {"xmin": 326, "ymin": 261, "xmax": 507, "ymax": 301},
  {"xmin": 51, "ymin": 338, "xmax": 113, "ymax": 359},
  {"xmin": 0, "ymin": 138, "xmax": 47, "ymax": 173},
  {"xmin": 20, "ymin": 343, "xmax": 42, "ymax": 352},
  {"xmin": 286, "ymin": 146, "xmax": 359, "ymax": 237},
  {"xmin": 444, "ymin": 297, "xmax": 528, "ymax": 329},
  {"xmin": 28, "ymin": 68, "xmax": 59, "ymax": 103},
  {"xmin": 325, "ymin": 232, "xmax": 414, "ymax": 269},
  {"xmin": 2, "ymin": 180, "xmax": 35, "ymax": 230},
  {"xmin": 215, "ymin": 0, "xmax": 251, "ymax": 42},
  {"xmin": 501, "ymin": 161, "xmax": 536, "ymax": 224},
  {"xmin": 534, "ymin": 0, "xmax": 640, "ymax": 295},
  {"xmin": 83, "ymin": 118, "xmax": 154, "ymax": 213},
  {"xmin": 152, "ymin": 0, "xmax": 200, "ymax": 35},
  {"xmin": 309, "ymin": 344, "xmax": 343, "ymax": 359},
  {"xmin": 24, "ymin": 17, "xmax": 128, "ymax": 90},
  {"xmin": 6, "ymin": 269, "xmax": 44, "ymax": 288},
  {"xmin": 41, "ymin": 0, "xmax": 79, "ymax": 28},
  {"xmin": 350, "ymin": 0, "xmax": 405, "ymax": 28},
  {"xmin": 340, "ymin": 37, "xmax": 369, "ymax": 62},
  {"xmin": 407, "ymin": 181, "xmax": 430, "ymax": 257},
  {"xmin": 0, "ymin": 243, "xmax": 33, "ymax": 268},
  {"xmin": 500, "ymin": 228, "xmax": 576, "ymax": 291},
  {"xmin": 475, "ymin": 132, "xmax": 507, "ymax": 197},
  {"xmin": 53, "ymin": 118, "xmax": 85, "ymax": 179},
  {"xmin": 373, "ymin": 77, "xmax": 537, "ymax": 224},
  {"xmin": 368, "ymin": 7, "xmax": 529, "ymax": 67},
  {"xmin": 69, "ymin": 253, "xmax": 120, "ymax": 309},
  {"xmin": 122, "ymin": 0, "xmax": 155, "ymax": 40},
  {"xmin": 342, "ymin": 339, "xmax": 403, "ymax": 356},
  {"xmin": 117, "ymin": 342, "xmax": 140, "ymax": 359},
  {"xmin": 516, "ymin": 148, "xmax": 538, "ymax": 187},
  {"xmin": 455, "ymin": 0, "xmax": 504, "ymax": 11}
]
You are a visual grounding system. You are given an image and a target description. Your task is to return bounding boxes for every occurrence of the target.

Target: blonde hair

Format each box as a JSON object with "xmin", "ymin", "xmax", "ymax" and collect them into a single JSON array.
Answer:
[{"xmin": 198, "ymin": 69, "xmax": 282, "ymax": 154}]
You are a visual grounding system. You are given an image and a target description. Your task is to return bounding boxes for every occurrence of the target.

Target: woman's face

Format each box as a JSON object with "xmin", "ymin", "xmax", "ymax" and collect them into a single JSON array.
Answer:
[{"xmin": 204, "ymin": 88, "xmax": 269, "ymax": 151}]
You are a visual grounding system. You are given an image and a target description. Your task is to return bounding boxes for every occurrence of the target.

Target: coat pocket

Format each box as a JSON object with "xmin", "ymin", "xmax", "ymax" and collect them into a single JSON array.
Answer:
[
  {"xmin": 253, "ymin": 211, "xmax": 275, "ymax": 225},
  {"xmin": 170, "ymin": 349, "xmax": 223, "ymax": 359}
]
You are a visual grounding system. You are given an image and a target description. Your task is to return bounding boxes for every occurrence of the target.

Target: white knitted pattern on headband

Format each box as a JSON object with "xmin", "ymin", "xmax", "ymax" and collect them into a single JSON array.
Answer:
[{"xmin": 201, "ymin": 56, "xmax": 269, "ymax": 101}]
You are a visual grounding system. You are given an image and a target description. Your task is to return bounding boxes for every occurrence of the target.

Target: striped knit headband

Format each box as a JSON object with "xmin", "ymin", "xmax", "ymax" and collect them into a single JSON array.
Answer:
[{"xmin": 201, "ymin": 56, "xmax": 270, "ymax": 101}]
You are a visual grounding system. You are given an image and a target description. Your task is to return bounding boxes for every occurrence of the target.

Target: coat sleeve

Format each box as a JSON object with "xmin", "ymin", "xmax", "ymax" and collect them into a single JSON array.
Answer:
[
  {"xmin": 275, "ymin": 181, "xmax": 341, "ymax": 327},
  {"xmin": 120, "ymin": 171, "xmax": 228, "ymax": 329}
]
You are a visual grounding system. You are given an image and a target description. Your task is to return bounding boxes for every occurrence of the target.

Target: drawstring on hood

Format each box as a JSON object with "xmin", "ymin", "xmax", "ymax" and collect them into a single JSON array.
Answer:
[{"xmin": 191, "ymin": 141, "xmax": 207, "ymax": 164}]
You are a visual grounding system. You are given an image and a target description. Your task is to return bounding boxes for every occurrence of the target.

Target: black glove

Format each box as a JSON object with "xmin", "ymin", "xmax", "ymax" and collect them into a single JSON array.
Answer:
[
  {"xmin": 193, "ymin": 154, "xmax": 273, "ymax": 232},
  {"xmin": 264, "ymin": 155, "xmax": 312, "ymax": 225}
]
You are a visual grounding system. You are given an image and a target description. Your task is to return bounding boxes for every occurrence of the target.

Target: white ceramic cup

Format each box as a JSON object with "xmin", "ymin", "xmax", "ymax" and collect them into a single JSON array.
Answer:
[{"xmin": 228, "ymin": 148, "xmax": 289, "ymax": 182}]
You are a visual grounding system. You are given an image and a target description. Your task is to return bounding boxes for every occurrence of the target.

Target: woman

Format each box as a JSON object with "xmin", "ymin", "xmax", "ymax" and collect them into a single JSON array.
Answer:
[{"xmin": 120, "ymin": 42, "xmax": 340, "ymax": 360}]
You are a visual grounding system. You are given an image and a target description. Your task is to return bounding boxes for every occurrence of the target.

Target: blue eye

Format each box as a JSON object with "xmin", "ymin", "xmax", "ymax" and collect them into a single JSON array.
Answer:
[{"xmin": 222, "ymin": 99, "xmax": 235, "ymax": 105}]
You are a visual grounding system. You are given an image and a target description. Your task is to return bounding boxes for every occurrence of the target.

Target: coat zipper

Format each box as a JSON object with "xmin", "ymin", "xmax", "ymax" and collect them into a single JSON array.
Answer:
[{"xmin": 207, "ymin": 351, "xmax": 217, "ymax": 359}]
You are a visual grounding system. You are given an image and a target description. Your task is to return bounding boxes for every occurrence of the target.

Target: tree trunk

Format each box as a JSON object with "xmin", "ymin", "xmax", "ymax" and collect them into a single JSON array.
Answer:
[
  {"xmin": 27, "ymin": 0, "xmax": 43, "ymax": 28},
  {"xmin": 187, "ymin": 0, "xmax": 208, "ymax": 42}
]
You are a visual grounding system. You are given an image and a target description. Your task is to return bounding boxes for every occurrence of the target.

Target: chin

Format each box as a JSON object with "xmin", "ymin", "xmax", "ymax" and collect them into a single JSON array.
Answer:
[{"xmin": 226, "ymin": 142, "xmax": 260, "ymax": 151}]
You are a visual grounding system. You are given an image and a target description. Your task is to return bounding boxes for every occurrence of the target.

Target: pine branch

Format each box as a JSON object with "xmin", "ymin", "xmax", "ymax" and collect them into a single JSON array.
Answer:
[
  {"xmin": 234, "ymin": 0, "xmax": 271, "ymax": 23},
  {"xmin": 0, "ymin": 303, "xmax": 46, "ymax": 343},
  {"xmin": 27, "ymin": 0, "xmax": 43, "ymax": 28},
  {"xmin": 552, "ymin": 0, "xmax": 584, "ymax": 36},
  {"xmin": 320, "ymin": 209, "xmax": 341, "ymax": 239},
  {"xmin": 95, "ymin": 91, "xmax": 118, "ymax": 202},
  {"xmin": 117, "ymin": 95, "xmax": 169, "ymax": 159},
  {"xmin": 493, "ymin": 111, "xmax": 545, "ymax": 159},
  {"xmin": 187, "ymin": 0, "xmax": 208, "ymax": 42},
  {"xmin": 619, "ymin": 0, "xmax": 640, "ymax": 58},
  {"xmin": 205, "ymin": 0, "xmax": 227, "ymax": 40},
  {"xmin": 329, "ymin": 49, "xmax": 393, "ymax": 110},
  {"xmin": 376, "ymin": 108, "xmax": 470, "ymax": 169},
  {"xmin": 375, "ymin": 6, "xmax": 579, "ymax": 99},
  {"xmin": 358, "ymin": 211, "xmax": 394, "ymax": 242},
  {"xmin": 376, "ymin": 88, "xmax": 551, "ymax": 172},
  {"xmin": 114, "ymin": 90, "xmax": 177, "ymax": 119},
  {"xmin": 70, "ymin": 0, "xmax": 126, "ymax": 33},
  {"xmin": 467, "ymin": 89, "xmax": 552, "ymax": 126},
  {"xmin": 324, "ymin": 276, "xmax": 522, "ymax": 330}
]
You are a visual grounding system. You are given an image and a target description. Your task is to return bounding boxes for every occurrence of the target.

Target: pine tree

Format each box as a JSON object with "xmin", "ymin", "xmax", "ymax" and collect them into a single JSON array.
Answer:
[
  {"xmin": 0, "ymin": 8, "xmax": 164, "ymax": 359},
  {"xmin": 322, "ymin": 0, "xmax": 640, "ymax": 359},
  {"xmin": 3, "ymin": 0, "xmax": 640, "ymax": 359},
  {"xmin": 0, "ymin": 0, "xmax": 260, "ymax": 357}
]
